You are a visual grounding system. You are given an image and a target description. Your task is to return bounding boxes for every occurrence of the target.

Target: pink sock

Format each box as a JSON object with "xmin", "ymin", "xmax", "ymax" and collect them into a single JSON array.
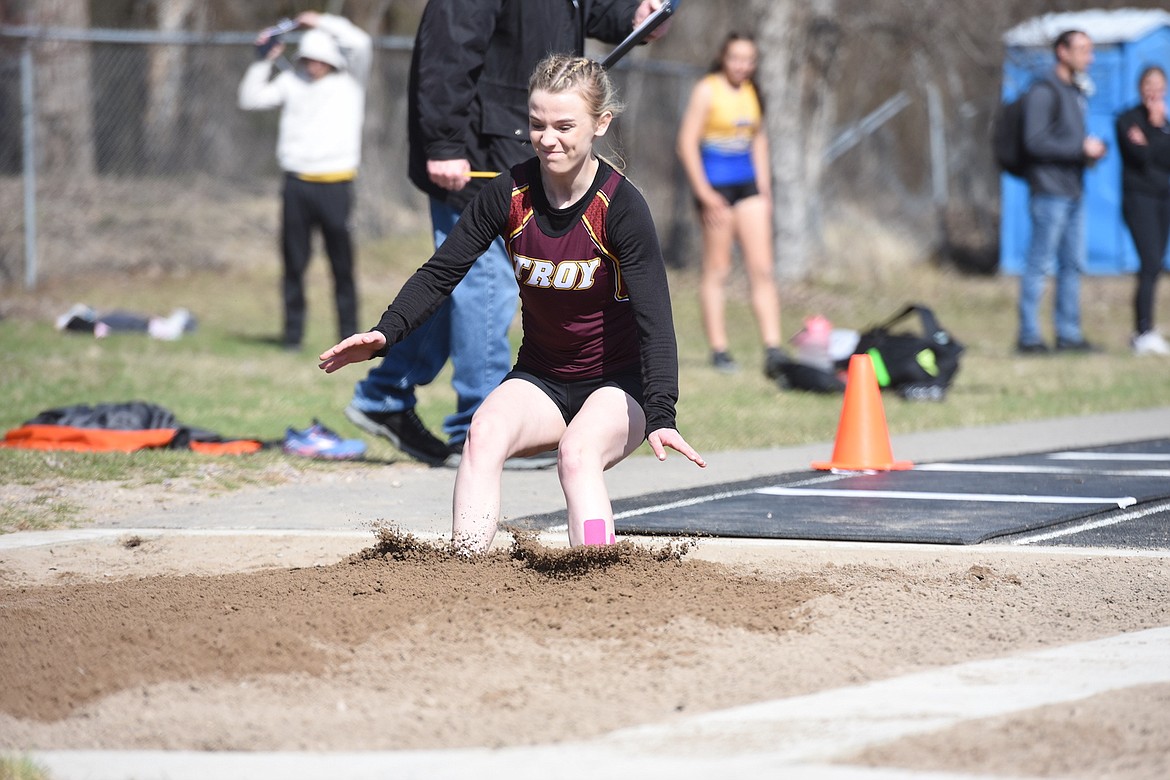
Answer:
[{"xmin": 583, "ymin": 519, "xmax": 612, "ymax": 546}]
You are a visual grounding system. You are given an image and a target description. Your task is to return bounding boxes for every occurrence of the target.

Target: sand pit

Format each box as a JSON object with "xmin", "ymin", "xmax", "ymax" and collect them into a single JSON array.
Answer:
[{"xmin": 1, "ymin": 524, "xmax": 1168, "ymax": 777}]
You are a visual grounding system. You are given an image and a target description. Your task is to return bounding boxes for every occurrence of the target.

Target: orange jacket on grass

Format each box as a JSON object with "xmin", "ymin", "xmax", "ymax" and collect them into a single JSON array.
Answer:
[
  {"xmin": 0, "ymin": 402, "xmax": 264, "ymax": 455},
  {"xmin": 0, "ymin": 424, "xmax": 262, "ymax": 455}
]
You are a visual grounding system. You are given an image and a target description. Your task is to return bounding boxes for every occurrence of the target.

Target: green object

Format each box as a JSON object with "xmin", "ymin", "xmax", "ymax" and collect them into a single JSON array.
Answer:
[{"xmin": 866, "ymin": 348, "xmax": 891, "ymax": 387}]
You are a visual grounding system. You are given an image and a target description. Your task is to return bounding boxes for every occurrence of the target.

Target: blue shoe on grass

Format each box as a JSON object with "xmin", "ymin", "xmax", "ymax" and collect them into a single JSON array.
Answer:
[{"xmin": 283, "ymin": 420, "xmax": 367, "ymax": 460}]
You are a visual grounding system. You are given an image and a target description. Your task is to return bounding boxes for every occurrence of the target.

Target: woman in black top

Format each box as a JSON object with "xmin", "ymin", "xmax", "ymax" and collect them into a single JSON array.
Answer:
[
  {"xmin": 1116, "ymin": 65, "xmax": 1170, "ymax": 355},
  {"xmin": 319, "ymin": 54, "xmax": 705, "ymax": 553}
]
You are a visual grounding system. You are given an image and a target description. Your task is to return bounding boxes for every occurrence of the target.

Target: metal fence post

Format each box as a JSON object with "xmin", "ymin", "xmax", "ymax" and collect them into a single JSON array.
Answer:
[{"xmin": 20, "ymin": 39, "xmax": 38, "ymax": 290}]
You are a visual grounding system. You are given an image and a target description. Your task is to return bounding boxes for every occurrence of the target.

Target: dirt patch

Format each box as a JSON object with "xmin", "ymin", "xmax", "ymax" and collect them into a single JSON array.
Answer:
[
  {"xmin": 1, "ymin": 526, "xmax": 1168, "ymax": 774},
  {"xmin": 845, "ymin": 683, "xmax": 1170, "ymax": 779}
]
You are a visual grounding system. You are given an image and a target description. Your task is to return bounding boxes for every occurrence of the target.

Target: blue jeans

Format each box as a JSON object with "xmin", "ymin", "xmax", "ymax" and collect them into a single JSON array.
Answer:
[
  {"xmin": 351, "ymin": 199, "xmax": 518, "ymax": 443},
  {"xmin": 1018, "ymin": 193, "xmax": 1085, "ymax": 346}
]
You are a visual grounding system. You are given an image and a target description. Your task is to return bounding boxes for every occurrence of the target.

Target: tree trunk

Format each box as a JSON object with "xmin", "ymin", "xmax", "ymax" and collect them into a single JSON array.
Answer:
[
  {"xmin": 31, "ymin": 0, "xmax": 95, "ymax": 181},
  {"xmin": 754, "ymin": 0, "xmax": 840, "ymax": 281},
  {"xmin": 144, "ymin": 0, "xmax": 205, "ymax": 173}
]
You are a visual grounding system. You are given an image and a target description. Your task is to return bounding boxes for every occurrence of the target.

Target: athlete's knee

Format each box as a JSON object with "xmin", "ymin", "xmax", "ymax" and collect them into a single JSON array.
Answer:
[
  {"xmin": 464, "ymin": 413, "xmax": 513, "ymax": 466},
  {"xmin": 555, "ymin": 434, "xmax": 601, "ymax": 483}
]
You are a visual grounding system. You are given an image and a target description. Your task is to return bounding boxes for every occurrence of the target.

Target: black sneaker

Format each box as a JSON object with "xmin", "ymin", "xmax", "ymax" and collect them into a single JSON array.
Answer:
[
  {"xmin": 711, "ymin": 350, "xmax": 739, "ymax": 374},
  {"xmin": 1016, "ymin": 341, "xmax": 1050, "ymax": 355},
  {"xmin": 344, "ymin": 403, "xmax": 450, "ymax": 466},
  {"xmin": 446, "ymin": 440, "xmax": 557, "ymax": 470},
  {"xmin": 1055, "ymin": 337, "xmax": 1100, "ymax": 353}
]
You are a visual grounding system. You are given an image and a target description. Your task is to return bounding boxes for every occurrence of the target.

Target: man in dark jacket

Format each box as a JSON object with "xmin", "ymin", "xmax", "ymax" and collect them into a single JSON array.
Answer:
[
  {"xmin": 1017, "ymin": 29, "xmax": 1107, "ymax": 354},
  {"xmin": 345, "ymin": 0, "xmax": 667, "ymax": 467}
]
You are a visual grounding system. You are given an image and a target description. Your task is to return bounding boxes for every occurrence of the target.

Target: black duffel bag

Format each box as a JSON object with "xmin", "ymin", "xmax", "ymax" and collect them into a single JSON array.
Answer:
[{"xmin": 849, "ymin": 304, "xmax": 964, "ymax": 400}]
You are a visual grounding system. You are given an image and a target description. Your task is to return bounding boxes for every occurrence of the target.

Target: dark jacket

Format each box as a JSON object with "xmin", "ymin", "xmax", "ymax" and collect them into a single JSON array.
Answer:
[
  {"xmin": 1116, "ymin": 103, "xmax": 1170, "ymax": 199},
  {"xmin": 407, "ymin": 0, "xmax": 640, "ymax": 210},
  {"xmin": 1022, "ymin": 73, "xmax": 1090, "ymax": 198}
]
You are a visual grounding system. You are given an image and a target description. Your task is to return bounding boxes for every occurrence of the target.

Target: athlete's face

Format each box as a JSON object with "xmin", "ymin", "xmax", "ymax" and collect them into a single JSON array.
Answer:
[
  {"xmin": 529, "ymin": 88, "xmax": 612, "ymax": 177},
  {"xmin": 722, "ymin": 39, "xmax": 758, "ymax": 87}
]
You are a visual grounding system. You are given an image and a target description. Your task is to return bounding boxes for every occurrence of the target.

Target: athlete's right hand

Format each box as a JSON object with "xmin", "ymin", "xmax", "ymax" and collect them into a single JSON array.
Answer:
[{"xmin": 318, "ymin": 331, "xmax": 387, "ymax": 373}]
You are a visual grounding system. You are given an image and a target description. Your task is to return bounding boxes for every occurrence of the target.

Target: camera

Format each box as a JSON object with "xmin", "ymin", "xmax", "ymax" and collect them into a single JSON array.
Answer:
[{"xmin": 256, "ymin": 17, "xmax": 297, "ymax": 59}]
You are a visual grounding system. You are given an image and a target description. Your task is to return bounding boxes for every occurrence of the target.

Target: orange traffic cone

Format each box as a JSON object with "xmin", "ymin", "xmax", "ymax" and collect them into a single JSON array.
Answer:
[{"xmin": 812, "ymin": 354, "xmax": 913, "ymax": 472}]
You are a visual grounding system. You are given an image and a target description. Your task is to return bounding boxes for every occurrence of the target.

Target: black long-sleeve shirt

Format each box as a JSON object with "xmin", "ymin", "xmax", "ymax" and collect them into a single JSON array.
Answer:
[
  {"xmin": 1116, "ymin": 103, "xmax": 1170, "ymax": 198},
  {"xmin": 373, "ymin": 158, "xmax": 680, "ymax": 434}
]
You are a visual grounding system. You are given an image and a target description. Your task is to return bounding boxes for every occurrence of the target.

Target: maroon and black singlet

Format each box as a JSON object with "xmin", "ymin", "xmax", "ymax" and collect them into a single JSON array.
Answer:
[{"xmin": 372, "ymin": 157, "xmax": 679, "ymax": 434}]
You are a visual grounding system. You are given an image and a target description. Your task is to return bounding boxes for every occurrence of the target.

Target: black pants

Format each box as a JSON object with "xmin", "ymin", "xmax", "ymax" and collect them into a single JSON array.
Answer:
[
  {"xmin": 1122, "ymin": 190, "xmax": 1170, "ymax": 334},
  {"xmin": 280, "ymin": 175, "xmax": 358, "ymax": 346}
]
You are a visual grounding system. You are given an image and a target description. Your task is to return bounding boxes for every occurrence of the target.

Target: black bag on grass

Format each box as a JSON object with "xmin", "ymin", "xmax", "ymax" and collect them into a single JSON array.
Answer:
[
  {"xmin": 772, "ymin": 359, "xmax": 846, "ymax": 394},
  {"xmin": 850, "ymin": 304, "xmax": 964, "ymax": 399}
]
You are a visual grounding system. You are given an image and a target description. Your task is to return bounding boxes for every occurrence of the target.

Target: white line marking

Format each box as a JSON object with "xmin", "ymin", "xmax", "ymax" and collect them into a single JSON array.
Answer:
[
  {"xmin": 916, "ymin": 462, "xmax": 1170, "ymax": 478},
  {"xmin": 1048, "ymin": 451, "xmax": 1170, "ymax": 462},
  {"xmin": 756, "ymin": 486, "xmax": 1137, "ymax": 508},
  {"xmin": 612, "ymin": 474, "xmax": 842, "ymax": 521},
  {"xmin": 1010, "ymin": 498, "xmax": 1170, "ymax": 545}
]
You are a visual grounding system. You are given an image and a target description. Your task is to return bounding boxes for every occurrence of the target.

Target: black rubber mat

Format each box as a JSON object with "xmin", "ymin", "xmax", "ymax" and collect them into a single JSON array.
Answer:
[{"xmin": 522, "ymin": 439, "xmax": 1170, "ymax": 545}]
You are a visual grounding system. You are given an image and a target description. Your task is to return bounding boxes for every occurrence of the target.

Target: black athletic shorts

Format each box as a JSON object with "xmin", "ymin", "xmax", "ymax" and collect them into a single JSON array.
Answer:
[
  {"xmin": 505, "ymin": 368, "xmax": 644, "ymax": 425},
  {"xmin": 701, "ymin": 181, "xmax": 760, "ymax": 207}
]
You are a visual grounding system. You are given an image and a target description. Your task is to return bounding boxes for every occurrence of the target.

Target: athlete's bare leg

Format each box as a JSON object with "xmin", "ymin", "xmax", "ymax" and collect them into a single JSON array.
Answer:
[
  {"xmin": 699, "ymin": 204, "xmax": 736, "ymax": 354},
  {"xmin": 557, "ymin": 387, "xmax": 646, "ymax": 546},
  {"xmin": 451, "ymin": 379, "xmax": 565, "ymax": 553},
  {"xmin": 734, "ymin": 194, "xmax": 782, "ymax": 349}
]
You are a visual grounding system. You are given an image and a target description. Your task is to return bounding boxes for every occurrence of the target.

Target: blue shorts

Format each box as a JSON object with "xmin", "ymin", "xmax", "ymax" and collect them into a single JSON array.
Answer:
[{"xmin": 505, "ymin": 369, "xmax": 644, "ymax": 425}]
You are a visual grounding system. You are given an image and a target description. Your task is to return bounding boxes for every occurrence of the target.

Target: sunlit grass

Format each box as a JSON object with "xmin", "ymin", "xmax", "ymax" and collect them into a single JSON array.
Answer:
[
  {"xmin": 0, "ymin": 754, "xmax": 52, "ymax": 780},
  {"xmin": 2, "ymin": 223, "xmax": 1168, "ymax": 531}
]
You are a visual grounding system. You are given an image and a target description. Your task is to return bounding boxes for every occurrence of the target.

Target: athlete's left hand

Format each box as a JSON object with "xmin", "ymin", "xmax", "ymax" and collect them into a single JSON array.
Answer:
[{"xmin": 648, "ymin": 428, "xmax": 706, "ymax": 468}]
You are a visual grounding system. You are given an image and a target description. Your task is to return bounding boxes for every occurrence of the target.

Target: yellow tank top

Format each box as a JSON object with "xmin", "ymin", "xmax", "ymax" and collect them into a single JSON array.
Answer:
[{"xmin": 699, "ymin": 73, "xmax": 761, "ymax": 155}]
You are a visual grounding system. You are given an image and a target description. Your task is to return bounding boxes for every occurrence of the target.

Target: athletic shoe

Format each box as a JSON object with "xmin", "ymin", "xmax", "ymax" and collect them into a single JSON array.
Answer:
[
  {"xmin": 1132, "ymin": 330, "xmax": 1170, "ymax": 356},
  {"xmin": 446, "ymin": 440, "xmax": 557, "ymax": 470},
  {"xmin": 344, "ymin": 403, "xmax": 449, "ymax": 466},
  {"xmin": 1055, "ymin": 337, "xmax": 1100, "ymax": 353},
  {"xmin": 1015, "ymin": 340, "xmax": 1049, "ymax": 355},
  {"xmin": 283, "ymin": 420, "xmax": 367, "ymax": 460},
  {"xmin": 711, "ymin": 350, "xmax": 739, "ymax": 373},
  {"xmin": 147, "ymin": 308, "xmax": 195, "ymax": 341}
]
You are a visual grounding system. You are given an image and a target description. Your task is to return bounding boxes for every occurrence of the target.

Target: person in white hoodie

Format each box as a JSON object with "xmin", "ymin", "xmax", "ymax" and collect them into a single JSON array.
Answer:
[{"xmin": 238, "ymin": 11, "xmax": 371, "ymax": 351}]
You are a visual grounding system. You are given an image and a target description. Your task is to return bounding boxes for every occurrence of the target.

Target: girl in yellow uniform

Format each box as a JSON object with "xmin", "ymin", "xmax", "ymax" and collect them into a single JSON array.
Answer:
[{"xmin": 677, "ymin": 33, "xmax": 785, "ymax": 377}]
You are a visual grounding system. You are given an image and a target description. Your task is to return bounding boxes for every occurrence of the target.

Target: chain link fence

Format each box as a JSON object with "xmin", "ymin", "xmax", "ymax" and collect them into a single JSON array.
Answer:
[{"xmin": 0, "ymin": 26, "xmax": 702, "ymax": 289}]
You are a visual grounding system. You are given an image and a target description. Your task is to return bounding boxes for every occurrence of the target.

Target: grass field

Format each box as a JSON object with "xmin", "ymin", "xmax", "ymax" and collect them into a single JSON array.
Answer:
[{"xmin": 2, "ymin": 225, "xmax": 1168, "ymax": 531}]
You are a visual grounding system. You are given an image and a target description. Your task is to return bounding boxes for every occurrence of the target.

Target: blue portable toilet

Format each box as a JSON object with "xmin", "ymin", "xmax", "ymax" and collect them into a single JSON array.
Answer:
[{"xmin": 1000, "ymin": 9, "xmax": 1170, "ymax": 275}]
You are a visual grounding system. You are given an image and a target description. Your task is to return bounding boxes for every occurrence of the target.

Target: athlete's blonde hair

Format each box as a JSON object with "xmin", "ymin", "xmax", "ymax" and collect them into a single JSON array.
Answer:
[{"xmin": 529, "ymin": 54, "xmax": 625, "ymax": 125}]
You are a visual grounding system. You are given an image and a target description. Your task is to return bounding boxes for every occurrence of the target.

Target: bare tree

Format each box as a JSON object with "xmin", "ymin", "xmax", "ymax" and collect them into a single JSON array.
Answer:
[
  {"xmin": 143, "ymin": 0, "xmax": 208, "ymax": 172},
  {"xmin": 753, "ymin": 0, "xmax": 841, "ymax": 281},
  {"xmin": 29, "ymin": 0, "xmax": 95, "ymax": 181}
]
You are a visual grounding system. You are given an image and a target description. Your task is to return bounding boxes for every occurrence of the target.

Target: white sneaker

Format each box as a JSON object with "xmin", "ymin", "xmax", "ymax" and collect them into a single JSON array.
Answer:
[
  {"xmin": 148, "ymin": 308, "xmax": 193, "ymax": 341},
  {"xmin": 1131, "ymin": 330, "xmax": 1170, "ymax": 356}
]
